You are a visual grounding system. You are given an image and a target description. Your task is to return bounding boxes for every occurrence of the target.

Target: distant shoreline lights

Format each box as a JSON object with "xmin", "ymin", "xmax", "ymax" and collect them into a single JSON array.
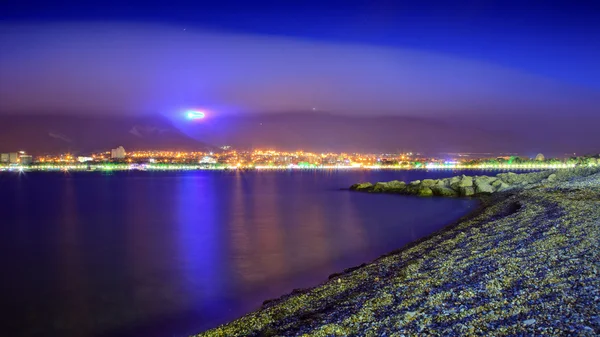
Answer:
[{"xmin": 0, "ymin": 162, "xmax": 584, "ymax": 172}]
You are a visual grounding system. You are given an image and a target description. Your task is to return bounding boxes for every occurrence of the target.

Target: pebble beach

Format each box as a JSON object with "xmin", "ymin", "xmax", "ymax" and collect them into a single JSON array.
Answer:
[{"xmin": 196, "ymin": 167, "xmax": 600, "ymax": 336}]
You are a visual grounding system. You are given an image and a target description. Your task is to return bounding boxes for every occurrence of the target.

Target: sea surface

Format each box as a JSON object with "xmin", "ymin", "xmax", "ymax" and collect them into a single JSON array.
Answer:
[{"xmin": 1, "ymin": 170, "xmax": 489, "ymax": 337}]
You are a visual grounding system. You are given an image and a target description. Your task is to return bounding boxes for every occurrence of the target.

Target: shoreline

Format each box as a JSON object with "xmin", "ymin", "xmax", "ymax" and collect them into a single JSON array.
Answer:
[
  {"xmin": 196, "ymin": 167, "xmax": 600, "ymax": 336},
  {"xmin": 0, "ymin": 165, "xmax": 576, "ymax": 173}
]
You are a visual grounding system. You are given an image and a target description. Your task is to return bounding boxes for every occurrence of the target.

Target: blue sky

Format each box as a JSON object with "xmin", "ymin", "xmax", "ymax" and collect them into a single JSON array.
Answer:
[
  {"xmin": 3, "ymin": 0, "xmax": 599, "ymax": 89},
  {"xmin": 1, "ymin": 0, "xmax": 599, "ymax": 117}
]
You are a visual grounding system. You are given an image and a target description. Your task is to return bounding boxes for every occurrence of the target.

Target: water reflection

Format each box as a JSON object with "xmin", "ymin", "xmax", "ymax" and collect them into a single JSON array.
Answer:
[
  {"xmin": 57, "ymin": 177, "xmax": 88, "ymax": 337},
  {"xmin": 177, "ymin": 174, "xmax": 220, "ymax": 303},
  {"xmin": 0, "ymin": 170, "xmax": 478, "ymax": 337}
]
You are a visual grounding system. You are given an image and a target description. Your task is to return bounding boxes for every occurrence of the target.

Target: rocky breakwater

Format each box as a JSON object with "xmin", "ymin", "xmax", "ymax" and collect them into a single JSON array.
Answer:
[{"xmin": 350, "ymin": 170, "xmax": 562, "ymax": 197}]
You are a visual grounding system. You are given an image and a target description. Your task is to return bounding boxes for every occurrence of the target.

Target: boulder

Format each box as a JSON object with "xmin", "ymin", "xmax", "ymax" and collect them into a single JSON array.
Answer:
[
  {"xmin": 431, "ymin": 185, "xmax": 458, "ymax": 197},
  {"xmin": 372, "ymin": 182, "xmax": 388, "ymax": 192},
  {"xmin": 547, "ymin": 173, "xmax": 557, "ymax": 182},
  {"xmin": 474, "ymin": 177, "xmax": 495, "ymax": 194},
  {"xmin": 491, "ymin": 179, "xmax": 511, "ymax": 192},
  {"xmin": 496, "ymin": 182, "xmax": 511, "ymax": 192},
  {"xmin": 386, "ymin": 180, "xmax": 407, "ymax": 192},
  {"xmin": 460, "ymin": 175, "xmax": 473, "ymax": 187},
  {"xmin": 451, "ymin": 175, "xmax": 472, "ymax": 190},
  {"xmin": 497, "ymin": 172, "xmax": 519, "ymax": 184},
  {"xmin": 351, "ymin": 182, "xmax": 373, "ymax": 191},
  {"xmin": 421, "ymin": 179, "xmax": 436, "ymax": 187},
  {"xmin": 406, "ymin": 184, "xmax": 421, "ymax": 194},
  {"xmin": 477, "ymin": 175, "xmax": 498, "ymax": 185},
  {"xmin": 460, "ymin": 186, "xmax": 475, "ymax": 197},
  {"xmin": 487, "ymin": 177, "xmax": 498, "ymax": 184},
  {"xmin": 437, "ymin": 178, "xmax": 450, "ymax": 187},
  {"xmin": 417, "ymin": 187, "xmax": 433, "ymax": 197},
  {"xmin": 409, "ymin": 180, "xmax": 421, "ymax": 186}
]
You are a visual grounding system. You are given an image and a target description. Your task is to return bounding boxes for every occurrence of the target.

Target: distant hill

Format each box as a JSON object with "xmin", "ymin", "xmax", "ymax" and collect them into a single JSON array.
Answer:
[
  {"xmin": 185, "ymin": 112, "xmax": 523, "ymax": 154},
  {"xmin": 0, "ymin": 112, "xmax": 597, "ymax": 156},
  {"xmin": 0, "ymin": 114, "xmax": 211, "ymax": 155},
  {"xmin": 185, "ymin": 111, "xmax": 599, "ymax": 156}
]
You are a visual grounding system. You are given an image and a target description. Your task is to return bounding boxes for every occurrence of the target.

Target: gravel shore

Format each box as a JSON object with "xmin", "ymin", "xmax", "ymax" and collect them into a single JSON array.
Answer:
[{"xmin": 196, "ymin": 168, "xmax": 600, "ymax": 336}]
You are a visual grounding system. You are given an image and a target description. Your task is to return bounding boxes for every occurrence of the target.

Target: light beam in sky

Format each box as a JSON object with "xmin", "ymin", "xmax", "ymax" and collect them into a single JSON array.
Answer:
[{"xmin": 186, "ymin": 110, "xmax": 205, "ymax": 120}]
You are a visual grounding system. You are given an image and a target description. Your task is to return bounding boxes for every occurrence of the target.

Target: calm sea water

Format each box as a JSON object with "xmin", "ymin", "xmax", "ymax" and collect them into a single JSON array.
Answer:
[{"xmin": 1, "ymin": 170, "xmax": 484, "ymax": 337}]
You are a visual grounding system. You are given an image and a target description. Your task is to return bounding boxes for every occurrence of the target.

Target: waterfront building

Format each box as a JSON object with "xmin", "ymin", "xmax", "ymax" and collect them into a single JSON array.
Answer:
[
  {"xmin": 0, "ymin": 153, "xmax": 19, "ymax": 163},
  {"xmin": 111, "ymin": 146, "xmax": 126, "ymax": 159},
  {"xmin": 200, "ymin": 156, "xmax": 217, "ymax": 164},
  {"xmin": 19, "ymin": 154, "xmax": 33, "ymax": 165}
]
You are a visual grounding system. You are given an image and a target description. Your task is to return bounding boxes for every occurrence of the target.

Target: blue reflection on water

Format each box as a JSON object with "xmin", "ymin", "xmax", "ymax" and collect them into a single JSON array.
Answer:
[{"xmin": 0, "ymin": 170, "xmax": 480, "ymax": 337}]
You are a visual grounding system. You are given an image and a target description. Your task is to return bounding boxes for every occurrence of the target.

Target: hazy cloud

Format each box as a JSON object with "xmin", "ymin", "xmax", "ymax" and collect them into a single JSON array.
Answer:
[{"xmin": 1, "ymin": 22, "xmax": 598, "ymax": 118}]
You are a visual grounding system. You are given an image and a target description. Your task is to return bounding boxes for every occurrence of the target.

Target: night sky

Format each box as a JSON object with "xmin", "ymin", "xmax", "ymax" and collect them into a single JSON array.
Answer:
[{"xmin": 0, "ymin": 1, "xmax": 599, "ymax": 153}]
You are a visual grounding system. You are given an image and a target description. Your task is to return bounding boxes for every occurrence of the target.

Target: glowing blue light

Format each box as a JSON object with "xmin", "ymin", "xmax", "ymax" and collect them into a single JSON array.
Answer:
[{"xmin": 186, "ymin": 110, "xmax": 205, "ymax": 119}]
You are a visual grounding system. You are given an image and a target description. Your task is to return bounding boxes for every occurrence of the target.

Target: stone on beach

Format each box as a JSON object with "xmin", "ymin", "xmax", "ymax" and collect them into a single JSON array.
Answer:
[
  {"xmin": 474, "ymin": 177, "xmax": 495, "ymax": 194},
  {"xmin": 460, "ymin": 186, "xmax": 475, "ymax": 196}
]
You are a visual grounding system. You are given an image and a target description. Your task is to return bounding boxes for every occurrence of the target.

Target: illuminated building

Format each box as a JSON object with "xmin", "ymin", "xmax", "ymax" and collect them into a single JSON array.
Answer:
[
  {"xmin": 0, "ymin": 153, "xmax": 19, "ymax": 163},
  {"xmin": 19, "ymin": 154, "xmax": 33, "ymax": 165},
  {"xmin": 199, "ymin": 156, "xmax": 217, "ymax": 164},
  {"xmin": 78, "ymin": 156, "xmax": 94, "ymax": 163},
  {"xmin": 4, "ymin": 146, "xmax": 593, "ymax": 172},
  {"xmin": 111, "ymin": 146, "xmax": 126, "ymax": 159}
]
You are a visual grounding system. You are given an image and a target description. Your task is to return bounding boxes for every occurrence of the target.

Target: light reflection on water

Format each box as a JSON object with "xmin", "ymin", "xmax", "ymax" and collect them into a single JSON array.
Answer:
[{"xmin": 0, "ymin": 170, "xmax": 479, "ymax": 337}]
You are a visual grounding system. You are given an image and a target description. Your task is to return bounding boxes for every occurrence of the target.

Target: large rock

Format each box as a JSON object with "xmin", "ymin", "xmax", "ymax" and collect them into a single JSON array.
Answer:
[
  {"xmin": 491, "ymin": 179, "xmax": 511, "ymax": 192},
  {"xmin": 372, "ymin": 182, "xmax": 388, "ymax": 192},
  {"xmin": 351, "ymin": 182, "xmax": 373, "ymax": 191},
  {"xmin": 438, "ymin": 178, "xmax": 451, "ymax": 187},
  {"xmin": 460, "ymin": 186, "xmax": 475, "ymax": 197},
  {"xmin": 498, "ymin": 171, "xmax": 548, "ymax": 185},
  {"xmin": 496, "ymin": 183, "xmax": 511, "ymax": 192},
  {"xmin": 497, "ymin": 172, "xmax": 519, "ymax": 184},
  {"xmin": 386, "ymin": 180, "xmax": 407, "ymax": 192},
  {"xmin": 417, "ymin": 187, "xmax": 433, "ymax": 197},
  {"xmin": 474, "ymin": 177, "xmax": 495, "ymax": 194},
  {"xmin": 460, "ymin": 175, "xmax": 473, "ymax": 187},
  {"xmin": 431, "ymin": 185, "xmax": 458, "ymax": 197},
  {"xmin": 451, "ymin": 175, "xmax": 472, "ymax": 190},
  {"xmin": 475, "ymin": 175, "xmax": 497, "ymax": 185},
  {"xmin": 547, "ymin": 173, "xmax": 557, "ymax": 182},
  {"xmin": 421, "ymin": 179, "xmax": 436, "ymax": 187},
  {"xmin": 406, "ymin": 180, "xmax": 422, "ymax": 194},
  {"xmin": 409, "ymin": 180, "xmax": 421, "ymax": 186}
]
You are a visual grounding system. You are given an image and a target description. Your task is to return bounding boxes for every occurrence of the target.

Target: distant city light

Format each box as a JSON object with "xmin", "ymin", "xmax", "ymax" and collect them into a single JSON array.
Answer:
[
  {"xmin": 186, "ymin": 110, "xmax": 205, "ymax": 120},
  {"xmin": 2, "ymin": 148, "xmax": 595, "ymax": 172}
]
